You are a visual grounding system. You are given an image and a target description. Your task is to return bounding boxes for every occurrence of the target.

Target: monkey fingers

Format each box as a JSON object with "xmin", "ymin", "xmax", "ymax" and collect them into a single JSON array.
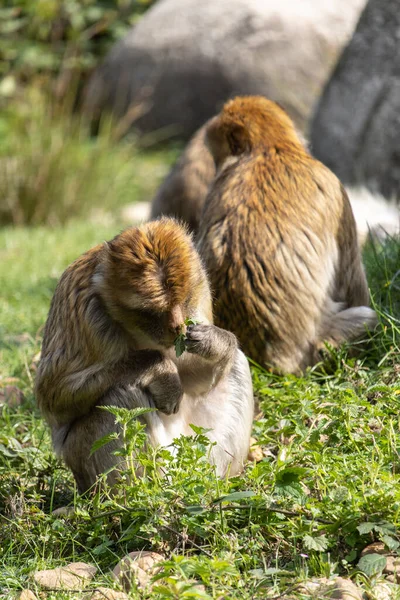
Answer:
[
  {"xmin": 185, "ymin": 324, "xmax": 236, "ymax": 362},
  {"xmin": 145, "ymin": 370, "xmax": 183, "ymax": 415}
]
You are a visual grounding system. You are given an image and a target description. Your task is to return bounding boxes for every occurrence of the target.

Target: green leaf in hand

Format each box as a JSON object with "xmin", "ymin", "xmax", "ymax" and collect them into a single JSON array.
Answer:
[
  {"xmin": 174, "ymin": 317, "xmax": 200, "ymax": 358},
  {"xmin": 174, "ymin": 334, "xmax": 186, "ymax": 358}
]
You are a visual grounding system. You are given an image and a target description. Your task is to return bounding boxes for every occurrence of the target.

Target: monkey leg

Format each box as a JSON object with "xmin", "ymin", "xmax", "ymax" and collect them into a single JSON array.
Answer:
[
  {"xmin": 60, "ymin": 385, "xmax": 155, "ymax": 494},
  {"xmin": 186, "ymin": 348, "xmax": 254, "ymax": 478},
  {"xmin": 323, "ymin": 305, "xmax": 377, "ymax": 346}
]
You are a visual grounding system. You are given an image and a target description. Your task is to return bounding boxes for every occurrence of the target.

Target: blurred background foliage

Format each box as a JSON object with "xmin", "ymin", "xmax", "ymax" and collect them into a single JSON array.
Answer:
[
  {"xmin": 0, "ymin": 0, "xmax": 168, "ymax": 226},
  {"xmin": 0, "ymin": 0, "xmax": 154, "ymax": 89}
]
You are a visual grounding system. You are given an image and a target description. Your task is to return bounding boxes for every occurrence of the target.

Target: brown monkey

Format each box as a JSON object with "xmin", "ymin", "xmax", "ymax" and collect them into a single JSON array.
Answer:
[
  {"xmin": 150, "ymin": 121, "xmax": 216, "ymax": 232},
  {"xmin": 35, "ymin": 219, "xmax": 254, "ymax": 493},
  {"xmin": 197, "ymin": 96, "xmax": 377, "ymax": 374}
]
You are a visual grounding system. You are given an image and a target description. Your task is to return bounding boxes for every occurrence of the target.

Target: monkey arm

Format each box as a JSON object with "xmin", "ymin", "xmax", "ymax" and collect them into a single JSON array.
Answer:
[
  {"xmin": 178, "ymin": 324, "xmax": 238, "ymax": 395},
  {"xmin": 36, "ymin": 350, "xmax": 165, "ymax": 426}
]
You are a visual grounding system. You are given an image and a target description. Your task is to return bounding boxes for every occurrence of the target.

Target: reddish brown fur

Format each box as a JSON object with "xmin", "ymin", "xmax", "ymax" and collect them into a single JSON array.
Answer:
[
  {"xmin": 103, "ymin": 220, "xmax": 197, "ymax": 312},
  {"xmin": 197, "ymin": 96, "xmax": 377, "ymax": 373}
]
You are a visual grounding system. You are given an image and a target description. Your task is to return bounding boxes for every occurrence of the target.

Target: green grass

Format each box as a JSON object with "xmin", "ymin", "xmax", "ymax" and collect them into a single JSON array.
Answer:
[
  {"xmin": 1, "ymin": 226, "xmax": 400, "ymax": 599},
  {"xmin": 0, "ymin": 88, "xmax": 179, "ymax": 226}
]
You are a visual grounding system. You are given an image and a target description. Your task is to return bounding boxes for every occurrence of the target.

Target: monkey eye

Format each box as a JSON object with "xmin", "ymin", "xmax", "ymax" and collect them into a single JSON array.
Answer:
[{"xmin": 137, "ymin": 308, "xmax": 159, "ymax": 320}]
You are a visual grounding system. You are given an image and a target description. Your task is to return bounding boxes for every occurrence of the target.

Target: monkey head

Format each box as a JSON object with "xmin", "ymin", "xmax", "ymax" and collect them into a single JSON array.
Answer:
[
  {"xmin": 96, "ymin": 219, "xmax": 208, "ymax": 348},
  {"xmin": 206, "ymin": 96, "xmax": 302, "ymax": 169}
]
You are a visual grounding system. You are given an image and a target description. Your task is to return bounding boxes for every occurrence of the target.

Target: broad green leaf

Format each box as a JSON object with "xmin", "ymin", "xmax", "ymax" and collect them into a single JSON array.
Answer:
[
  {"xmin": 357, "ymin": 522, "xmax": 376, "ymax": 535},
  {"xmin": 275, "ymin": 466, "xmax": 309, "ymax": 484},
  {"xmin": 381, "ymin": 535, "xmax": 400, "ymax": 552},
  {"xmin": 303, "ymin": 534, "xmax": 329, "ymax": 552},
  {"xmin": 186, "ymin": 505, "xmax": 206, "ymax": 515},
  {"xmin": 357, "ymin": 553, "xmax": 387, "ymax": 576}
]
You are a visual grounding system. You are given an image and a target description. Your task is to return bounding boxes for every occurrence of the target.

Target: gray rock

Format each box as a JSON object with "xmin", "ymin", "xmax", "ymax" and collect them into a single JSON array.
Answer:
[
  {"xmin": 384, "ymin": 556, "xmax": 400, "ymax": 581},
  {"xmin": 112, "ymin": 551, "xmax": 165, "ymax": 592},
  {"xmin": 370, "ymin": 581, "xmax": 399, "ymax": 600},
  {"xmin": 311, "ymin": 0, "xmax": 400, "ymax": 200},
  {"xmin": 17, "ymin": 591, "xmax": 39, "ymax": 600},
  {"xmin": 86, "ymin": 588, "xmax": 129, "ymax": 600},
  {"xmin": 33, "ymin": 562, "xmax": 97, "ymax": 590},
  {"xmin": 0, "ymin": 385, "xmax": 25, "ymax": 407},
  {"xmin": 84, "ymin": 0, "xmax": 365, "ymax": 139},
  {"xmin": 298, "ymin": 577, "xmax": 364, "ymax": 599}
]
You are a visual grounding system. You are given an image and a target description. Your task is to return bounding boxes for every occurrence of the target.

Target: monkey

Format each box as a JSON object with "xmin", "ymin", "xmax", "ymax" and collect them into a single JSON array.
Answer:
[
  {"xmin": 35, "ymin": 218, "xmax": 254, "ymax": 494},
  {"xmin": 196, "ymin": 95, "xmax": 377, "ymax": 374},
  {"xmin": 150, "ymin": 120, "xmax": 216, "ymax": 232}
]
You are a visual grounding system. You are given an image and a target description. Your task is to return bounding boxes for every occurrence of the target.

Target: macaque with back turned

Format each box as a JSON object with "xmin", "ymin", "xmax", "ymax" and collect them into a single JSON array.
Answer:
[{"xmin": 197, "ymin": 95, "xmax": 377, "ymax": 374}]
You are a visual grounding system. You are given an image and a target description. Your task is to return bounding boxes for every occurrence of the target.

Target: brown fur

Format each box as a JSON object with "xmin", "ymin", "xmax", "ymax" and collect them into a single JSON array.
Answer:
[
  {"xmin": 197, "ymin": 96, "xmax": 377, "ymax": 373},
  {"xmin": 150, "ymin": 122, "xmax": 216, "ymax": 232},
  {"xmin": 35, "ymin": 218, "xmax": 253, "ymax": 493}
]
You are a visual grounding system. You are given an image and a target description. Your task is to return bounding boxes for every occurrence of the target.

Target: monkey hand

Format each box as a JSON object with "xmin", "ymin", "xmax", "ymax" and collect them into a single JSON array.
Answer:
[
  {"xmin": 145, "ymin": 358, "xmax": 183, "ymax": 416},
  {"xmin": 185, "ymin": 324, "xmax": 237, "ymax": 362}
]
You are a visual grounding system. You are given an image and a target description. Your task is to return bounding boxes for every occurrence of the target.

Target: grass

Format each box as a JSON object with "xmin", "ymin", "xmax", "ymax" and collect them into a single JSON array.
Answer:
[
  {"xmin": 0, "ymin": 88, "xmax": 178, "ymax": 226},
  {"xmin": 1, "ymin": 224, "xmax": 400, "ymax": 599}
]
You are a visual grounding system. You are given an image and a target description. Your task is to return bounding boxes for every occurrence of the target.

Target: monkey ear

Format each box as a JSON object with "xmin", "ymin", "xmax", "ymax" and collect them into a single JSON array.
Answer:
[
  {"xmin": 103, "ymin": 239, "xmax": 120, "ymax": 263},
  {"xmin": 227, "ymin": 123, "xmax": 249, "ymax": 155}
]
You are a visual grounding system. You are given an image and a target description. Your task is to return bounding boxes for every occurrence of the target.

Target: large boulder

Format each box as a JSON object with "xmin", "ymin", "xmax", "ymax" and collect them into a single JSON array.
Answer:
[
  {"xmin": 84, "ymin": 0, "xmax": 365, "ymax": 139},
  {"xmin": 311, "ymin": 0, "xmax": 400, "ymax": 199}
]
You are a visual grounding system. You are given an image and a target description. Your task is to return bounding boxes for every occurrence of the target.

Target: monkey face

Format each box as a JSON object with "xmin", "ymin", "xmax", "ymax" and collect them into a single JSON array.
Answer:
[
  {"xmin": 133, "ymin": 304, "xmax": 185, "ymax": 349},
  {"xmin": 109, "ymin": 298, "xmax": 186, "ymax": 350}
]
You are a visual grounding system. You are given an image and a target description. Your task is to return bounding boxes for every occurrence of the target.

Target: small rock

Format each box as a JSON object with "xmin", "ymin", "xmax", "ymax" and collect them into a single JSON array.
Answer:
[
  {"xmin": 248, "ymin": 437, "xmax": 263, "ymax": 462},
  {"xmin": 17, "ymin": 591, "xmax": 39, "ymax": 600},
  {"xmin": 52, "ymin": 506, "xmax": 75, "ymax": 518},
  {"xmin": 87, "ymin": 587, "xmax": 129, "ymax": 600},
  {"xmin": 112, "ymin": 551, "xmax": 164, "ymax": 592},
  {"xmin": 0, "ymin": 386, "xmax": 25, "ymax": 407},
  {"xmin": 322, "ymin": 577, "xmax": 364, "ymax": 599},
  {"xmin": 370, "ymin": 582, "xmax": 398, "ymax": 600},
  {"xmin": 361, "ymin": 543, "xmax": 387, "ymax": 556},
  {"xmin": 384, "ymin": 556, "xmax": 400, "ymax": 580},
  {"xmin": 33, "ymin": 562, "xmax": 97, "ymax": 590},
  {"xmin": 297, "ymin": 578, "xmax": 328, "ymax": 595},
  {"xmin": 298, "ymin": 577, "xmax": 363, "ymax": 599}
]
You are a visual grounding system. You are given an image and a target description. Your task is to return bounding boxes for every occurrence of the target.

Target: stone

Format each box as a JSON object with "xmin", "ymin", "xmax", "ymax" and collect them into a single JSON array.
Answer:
[
  {"xmin": 52, "ymin": 506, "xmax": 76, "ymax": 518},
  {"xmin": 384, "ymin": 556, "xmax": 400, "ymax": 581},
  {"xmin": 298, "ymin": 577, "xmax": 363, "ymax": 599},
  {"xmin": 112, "ymin": 551, "xmax": 165, "ymax": 592},
  {"xmin": 0, "ymin": 385, "xmax": 25, "ymax": 407},
  {"xmin": 248, "ymin": 437, "xmax": 264, "ymax": 462},
  {"xmin": 85, "ymin": 0, "xmax": 365, "ymax": 139},
  {"xmin": 33, "ymin": 562, "xmax": 97, "ymax": 590},
  {"xmin": 321, "ymin": 577, "xmax": 364, "ymax": 599},
  {"xmin": 297, "ymin": 578, "xmax": 328, "ymax": 595},
  {"xmin": 17, "ymin": 591, "xmax": 39, "ymax": 600},
  {"xmin": 311, "ymin": 0, "xmax": 400, "ymax": 201},
  {"xmin": 370, "ymin": 582, "xmax": 398, "ymax": 600},
  {"xmin": 361, "ymin": 542, "xmax": 387, "ymax": 556},
  {"xmin": 87, "ymin": 587, "xmax": 129, "ymax": 600}
]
